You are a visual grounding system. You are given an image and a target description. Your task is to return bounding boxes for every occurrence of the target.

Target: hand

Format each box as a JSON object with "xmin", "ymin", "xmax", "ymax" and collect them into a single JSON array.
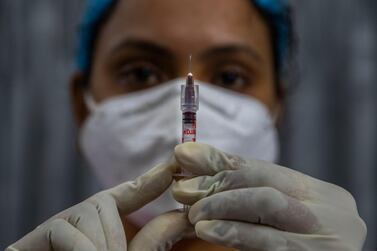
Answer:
[
  {"xmin": 172, "ymin": 143, "xmax": 367, "ymax": 251},
  {"xmin": 6, "ymin": 161, "xmax": 192, "ymax": 251}
]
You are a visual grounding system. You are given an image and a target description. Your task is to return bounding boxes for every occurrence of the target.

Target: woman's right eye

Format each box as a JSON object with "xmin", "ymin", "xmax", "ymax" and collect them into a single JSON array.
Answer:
[{"xmin": 116, "ymin": 62, "xmax": 166, "ymax": 90}]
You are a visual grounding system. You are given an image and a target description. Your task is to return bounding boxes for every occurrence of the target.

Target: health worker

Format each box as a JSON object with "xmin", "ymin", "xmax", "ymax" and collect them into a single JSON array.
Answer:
[{"xmin": 7, "ymin": 0, "xmax": 367, "ymax": 250}]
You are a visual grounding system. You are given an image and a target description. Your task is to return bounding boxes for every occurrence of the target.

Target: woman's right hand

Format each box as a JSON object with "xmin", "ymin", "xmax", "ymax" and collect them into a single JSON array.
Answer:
[{"xmin": 6, "ymin": 161, "xmax": 193, "ymax": 251}]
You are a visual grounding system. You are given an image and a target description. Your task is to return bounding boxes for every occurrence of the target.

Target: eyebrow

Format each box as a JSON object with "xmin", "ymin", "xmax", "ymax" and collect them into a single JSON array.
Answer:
[
  {"xmin": 109, "ymin": 38, "xmax": 262, "ymax": 63},
  {"xmin": 109, "ymin": 38, "xmax": 175, "ymax": 60},
  {"xmin": 198, "ymin": 44, "xmax": 262, "ymax": 62}
]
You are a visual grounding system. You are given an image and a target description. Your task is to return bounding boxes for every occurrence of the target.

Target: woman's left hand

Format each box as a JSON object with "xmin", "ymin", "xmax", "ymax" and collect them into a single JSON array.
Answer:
[{"xmin": 172, "ymin": 143, "xmax": 367, "ymax": 251}]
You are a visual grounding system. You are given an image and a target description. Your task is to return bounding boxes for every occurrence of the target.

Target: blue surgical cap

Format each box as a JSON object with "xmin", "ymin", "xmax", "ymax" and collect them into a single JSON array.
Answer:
[{"xmin": 76, "ymin": 0, "xmax": 292, "ymax": 73}]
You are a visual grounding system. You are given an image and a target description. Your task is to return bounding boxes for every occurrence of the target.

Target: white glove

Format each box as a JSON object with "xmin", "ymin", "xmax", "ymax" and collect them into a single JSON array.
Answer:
[
  {"xmin": 172, "ymin": 143, "xmax": 367, "ymax": 251},
  {"xmin": 6, "ymin": 161, "xmax": 192, "ymax": 251}
]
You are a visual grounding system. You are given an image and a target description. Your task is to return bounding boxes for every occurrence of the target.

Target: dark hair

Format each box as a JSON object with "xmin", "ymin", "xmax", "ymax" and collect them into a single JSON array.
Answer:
[
  {"xmin": 253, "ymin": 4, "xmax": 296, "ymax": 98},
  {"xmin": 82, "ymin": 1, "xmax": 119, "ymax": 86}
]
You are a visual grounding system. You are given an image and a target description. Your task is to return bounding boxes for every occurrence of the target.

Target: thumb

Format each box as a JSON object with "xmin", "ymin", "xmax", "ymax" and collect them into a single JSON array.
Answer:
[
  {"xmin": 128, "ymin": 211, "xmax": 194, "ymax": 251},
  {"xmin": 106, "ymin": 159, "xmax": 178, "ymax": 216}
]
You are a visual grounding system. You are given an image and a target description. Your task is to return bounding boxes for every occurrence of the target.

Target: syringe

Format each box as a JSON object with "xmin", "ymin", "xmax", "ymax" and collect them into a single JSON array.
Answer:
[
  {"xmin": 181, "ymin": 72, "xmax": 199, "ymax": 143},
  {"xmin": 176, "ymin": 56, "xmax": 199, "ymax": 212}
]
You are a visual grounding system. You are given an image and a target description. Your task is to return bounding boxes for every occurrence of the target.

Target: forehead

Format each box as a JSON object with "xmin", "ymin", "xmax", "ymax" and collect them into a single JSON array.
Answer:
[{"xmin": 96, "ymin": 0, "xmax": 272, "ymax": 59}]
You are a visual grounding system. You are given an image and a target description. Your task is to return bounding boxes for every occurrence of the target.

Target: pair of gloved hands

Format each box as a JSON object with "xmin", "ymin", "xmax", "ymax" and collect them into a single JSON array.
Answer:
[{"xmin": 7, "ymin": 143, "xmax": 366, "ymax": 251}]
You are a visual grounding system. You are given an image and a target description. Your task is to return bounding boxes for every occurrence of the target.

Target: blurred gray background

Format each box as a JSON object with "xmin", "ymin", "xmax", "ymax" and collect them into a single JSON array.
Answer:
[{"xmin": 0, "ymin": 0, "xmax": 376, "ymax": 249}]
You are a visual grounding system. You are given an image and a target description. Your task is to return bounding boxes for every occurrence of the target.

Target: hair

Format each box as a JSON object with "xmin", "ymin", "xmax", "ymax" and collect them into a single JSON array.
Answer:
[
  {"xmin": 253, "ymin": 4, "xmax": 296, "ymax": 98},
  {"xmin": 82, "ymin": 1, "xmax": 119, "ymax": 86},
  {"xmin": 82, "ymin": 0, "xmax": 296, "ymax": 98}
]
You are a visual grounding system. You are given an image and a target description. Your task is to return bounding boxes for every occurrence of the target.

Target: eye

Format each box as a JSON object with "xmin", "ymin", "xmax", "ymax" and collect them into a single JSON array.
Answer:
[
  {"xmin": 211, "ymin": 65, "xmax": 250, "ymax": 91},
  {"xmin": 116, "ymin": 61, "xmax": 165, "ymax": 89}
]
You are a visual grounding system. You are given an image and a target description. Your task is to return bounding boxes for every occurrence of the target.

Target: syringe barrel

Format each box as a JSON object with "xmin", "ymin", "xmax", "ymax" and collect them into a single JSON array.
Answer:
[
  {"xmin": 179, "ymin": 111, "xmax": 196, "ymax": 178},
  {"xmin": 182, "ymin": 111, "xmax": 196, "ymax": 143},
  {"xmin": 177, "ymin": 75, "xmax": 199, "ymax": 212}
]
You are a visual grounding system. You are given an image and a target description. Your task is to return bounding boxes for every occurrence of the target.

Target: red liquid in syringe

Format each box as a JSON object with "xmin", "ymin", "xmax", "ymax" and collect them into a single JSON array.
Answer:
[{"xmin": 182, "ymin": 111, "xmax": 196, "ymax": 143}]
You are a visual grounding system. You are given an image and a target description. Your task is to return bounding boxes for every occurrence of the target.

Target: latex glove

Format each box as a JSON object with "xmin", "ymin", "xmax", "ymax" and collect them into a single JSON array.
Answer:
[
  {"xmin": 172, "ymin": 143, "xmax": 367, "ymax": 251},
  {"xmin": 129, "ymin": 211, "xmax": 194, "ymax": 250},
  {"xmin": 6, "ymin": 161, "xmax": 192, "ymax": 251}
]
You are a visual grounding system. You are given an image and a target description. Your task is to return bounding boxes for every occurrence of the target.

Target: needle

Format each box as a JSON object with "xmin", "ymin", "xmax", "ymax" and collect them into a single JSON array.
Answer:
[{"xmin": 189, "ymin": 54, "xmax": 192, "ymax": 74}]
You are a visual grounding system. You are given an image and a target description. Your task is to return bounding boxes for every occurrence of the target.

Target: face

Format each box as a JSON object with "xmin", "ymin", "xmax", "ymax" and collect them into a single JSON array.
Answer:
[{"xmin": 71, "ymin": 0, "xmax": 279, "ymax": 125}]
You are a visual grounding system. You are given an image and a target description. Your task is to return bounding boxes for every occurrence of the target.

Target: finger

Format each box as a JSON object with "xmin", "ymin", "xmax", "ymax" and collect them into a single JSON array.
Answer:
[
  {"xmin": 129, "ymin": 211, "xmax": 194, "ymax": 251},
  {"xmin": 189, "ymin": 187, "xmax": 320, "ymax": 234},
  {"xmin": 174, "ymin": 143, "xmax": 310, "ymax": 199},
  {"xmin": 87, "ymin": 193, "xmax": 127, "ymax": 251},
  {"xmin": 172, "ymin": 169, "xmax": 309, "ymax": 206},
  {"xmin": 7, "ymin": 219, "xmax": 96, "ymax": 251},
  {"xmin": 195, "ymin": 220, "xmax": 325, "ymax": 251},
  {"xmin": 64, "ymin": 202, "xmax": 107, "ymax": 250},
  {"xmin": 175, "ymin": 142, "xmax": 243, "ymax": 175},
  {"xmin": 107, "ymin": 160, "xmax": 178, "ymax": 215}
]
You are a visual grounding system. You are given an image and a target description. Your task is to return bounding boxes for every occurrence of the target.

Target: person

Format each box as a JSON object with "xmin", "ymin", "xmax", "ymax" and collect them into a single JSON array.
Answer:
[{"xmin": 6, "ymin": 0, "xmax": 367, "ymax": 250}]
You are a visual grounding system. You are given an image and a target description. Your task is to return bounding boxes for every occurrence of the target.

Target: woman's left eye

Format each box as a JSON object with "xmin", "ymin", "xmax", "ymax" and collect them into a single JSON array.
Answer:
[{"xmin": 211, "ymin": 66, "xmax": 250, "ymax": 91}]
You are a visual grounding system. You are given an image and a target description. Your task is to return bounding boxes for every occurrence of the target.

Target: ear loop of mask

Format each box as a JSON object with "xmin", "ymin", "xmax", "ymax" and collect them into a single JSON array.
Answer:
[
  {"xmin": 269, "ymin": 101, "xmax": 282, "ymax": 125},
  {"xmin": 84, "ymin": 92, "xmax": 98, "ymax": 113},
  {"xmin": 271, "ymin": 109, "xmax": 280, "ymax": 124}
]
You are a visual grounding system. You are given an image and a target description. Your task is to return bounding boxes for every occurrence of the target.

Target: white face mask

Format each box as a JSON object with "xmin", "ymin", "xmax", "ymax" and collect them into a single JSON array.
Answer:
[{"xmin": 79, "ymin": 78, "xmax": 279, "ymax": 226}]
